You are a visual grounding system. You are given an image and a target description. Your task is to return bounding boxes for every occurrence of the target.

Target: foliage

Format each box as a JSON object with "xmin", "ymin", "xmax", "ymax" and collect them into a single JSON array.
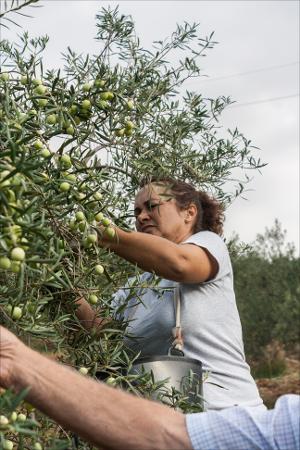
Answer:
[
  {"xmin": 250, "ymin": 340, "xmax": 287, "ymax": 379},
  {"xmin": 233, "ymin": 220, "xmax": 300, "ymax": 359},
  {"xmin": 0, "ymin": 3, "xmax": 266, "ymax": 447},
  {"xmin": 0, "ymin": 1, "xmax": 40, "ymax": 29},
  {"xmin": 252, "ymin": 218, "xmax": 296, "ymax": 261},
  {"xmin": 0, "ymin": 388, "xmax": 71, "ymax": 450}
]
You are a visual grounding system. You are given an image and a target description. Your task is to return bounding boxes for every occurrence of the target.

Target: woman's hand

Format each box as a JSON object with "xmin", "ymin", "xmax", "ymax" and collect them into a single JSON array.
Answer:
[
  {"xmin": 96, "ymin": 222, "xmax": 118, "ymax": 248},
  {"xmin": 74, "ymin": 297, "xmax": 109, "ymax": 332}
]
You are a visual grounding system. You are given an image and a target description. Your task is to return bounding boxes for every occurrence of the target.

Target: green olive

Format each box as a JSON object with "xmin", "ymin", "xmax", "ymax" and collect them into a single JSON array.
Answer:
[
  {"xmin": 38, "ymin": 98, "xmax": 48, "ymax": 107},
  {"xmin": 0, "ymin": 72, "xmax": 9, "ymax": 82},
  {"xmin": 64, "ymin": 173, "xmax": 76, "ymax": 182},
  {"xmin": 125, "ymin": 120, "xmax": 134, "ymax": 129},
  {"xmin": 94, "ymin": 264, "xmax": 104, "ymax": 275},
  {"xmin": 78, "ymin": 221, "xmax": 87, "ymax": 232},
  {"xmin": 11, "ymin": 247, "xmax": 25, "ymax": 261},
  {"xmin": 97, "ymin": 100, "xmax": 109, "ymax": 109},
  {"xmin": 127, "ymin": 100, "xmax": 134, "ymax": 110},
  {"xmin": 124, "ymin": 128, "xmax": 133, "ymax": 136},
  {"xmin": 66, "ymin": 125, "xmax": 75, "ymax": 135},
  {"xmin": 0, "ymin": 415, "xmax": 9, "ymax": 425},
  {"xmin": 34, "ymin": 85, "xmax": 47, "ymax": 95},
  {"xmin": 105, "ymin": 227, "xmax": 116, "ymax": 239},
  {"xmin": 94, "ymin": 79, "xmax": 106, "ymax": 88},
  {"xmin": 32, "ymin": 78, "xmax": 42, "ymax": 86},
  {"xmin": 10, "ymin": 261, "xmax": 21, "ymax": 273},
  {"xmin": 60, "ymin": 155, "xmax": 72, "ymax": 170},
  {"xmin": 82, "ymin": 83, "xmax": 92, "ymax": 92},
  {"xmin": 69, "ymin": 219, "xmax": 77, "ymax": 231},
  {"xmin": 75, "ymin": 211, "xmax": 85, "ymax": 222},
  {"xmin": 10, "ymin": 411, "xmax": 18, "ymax": 422},
  {"xmin": 34, "ymin": 140, "xmax": 44, "ymax": 150},
  {"xmin": 100, "ymin": 92, "xmax": 109, "ymax": 100},
  {"xmin": 86, "ymin": 234, "xmax": 97, "ymax": 244},
  {"xmin": 12, "ymin": 306, "xmax": 23, "ymax": 320},
  {"xmin": 76, "ymin": 192, "xmax": 86, "ymax": 201},
  {"xmin": 17, "ymin": 413, "xmax": 27, "ymax": 421},
  {"xmin": 115, "ymin": 128, "xmax": 125, "ymax": 137},
  {"xmin": 95, "ymin": 212, "xmax": 104, "ymax": 222},
  {"xmin": 46, "ymin": 114, "xmax": 57, "ymax": 125},
  {"xmin": 33, "ymin": 443, "xmax": 43, "ymax": 450},
  {"xmin": 40, "ymin": 149, "xmax": 51, "ymax": 158},
  {"xmin": 106, "ymin": 376, "xmax": 117, "ymax": 386},
  {"xmin": 29, "ymin": 109, "xmax": 38, "ymax": 116},
  {"xmin": 89, "ymin": 294, "xmax": 98, "ymax": 304},
  {"xmin": 81, "ymin": 99, "xmax": 91, "ymax": 110},
  {"xmin": 0, "ymin": 256, "xmax": 11, "ymax": 270},
  {"xmin": 60, "ymin": 182, "xmax": 71, "ymax": 192},
  {"xmin": 101, "ymin": 217, "xmax": 110, "ymax": 226},
  {"xmin": 69, "ymin": 105, "xmax": 78, "ymax": 115},
  {"xmin": 20, "ymin": 76, "xmax": 28, "ymax": 85},
  {"xmin": 3, "ymin": 440, "xmax": 14, "ymax": 450},
  {"xmin": 93, "ymin": 192, "xmax": 102, "ymax": 200}
]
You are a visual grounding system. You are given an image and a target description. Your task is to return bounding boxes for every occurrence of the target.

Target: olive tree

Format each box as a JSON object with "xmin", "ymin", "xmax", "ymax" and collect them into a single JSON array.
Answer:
[{"xmin": 0, "ymin": 4, "xmax": 265, "ymax": 448}]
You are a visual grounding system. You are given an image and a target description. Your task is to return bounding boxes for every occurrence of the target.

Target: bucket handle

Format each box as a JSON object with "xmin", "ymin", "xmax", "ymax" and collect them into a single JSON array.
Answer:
[{"xmin": 169, "ymin": 285, "xmax": 184, "ymax": 356}]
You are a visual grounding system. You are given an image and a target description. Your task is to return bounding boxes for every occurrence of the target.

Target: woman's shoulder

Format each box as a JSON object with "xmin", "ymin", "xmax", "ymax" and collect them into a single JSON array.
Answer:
[
  {"xmin": 184, "ymin": 230, "xmax": 227, "ymax": 249},
  {"xmin": 183, "ymin": 231, "xmax": 231, "ymax": 274}
]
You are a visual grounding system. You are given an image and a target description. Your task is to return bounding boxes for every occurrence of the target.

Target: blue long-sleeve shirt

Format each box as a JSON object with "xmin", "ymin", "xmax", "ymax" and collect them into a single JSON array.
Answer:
[{"xmin": 186, "ymin": 394, "xmax": 300, "ymax": 450}]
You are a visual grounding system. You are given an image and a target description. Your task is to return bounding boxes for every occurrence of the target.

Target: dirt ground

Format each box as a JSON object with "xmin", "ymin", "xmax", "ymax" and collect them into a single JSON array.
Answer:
[{"xmin": 255, "ymin": 356, "xmax": 300, "ymax": 408}]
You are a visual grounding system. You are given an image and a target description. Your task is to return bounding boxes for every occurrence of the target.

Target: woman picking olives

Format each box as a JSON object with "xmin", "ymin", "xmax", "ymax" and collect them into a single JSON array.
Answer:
[{"xmin": 76, "ymin": 178, "xmax": 263, "ymax": 411}]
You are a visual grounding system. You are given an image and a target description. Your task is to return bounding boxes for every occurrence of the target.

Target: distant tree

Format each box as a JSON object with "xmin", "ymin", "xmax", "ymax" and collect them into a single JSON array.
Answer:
[
  {"xmin": 252, "ymin": 218, "xmax": 296, "ymax": 261},
  {"xmin": 232, "ymin": 220, "xmax": 300, "ymax": 359}
]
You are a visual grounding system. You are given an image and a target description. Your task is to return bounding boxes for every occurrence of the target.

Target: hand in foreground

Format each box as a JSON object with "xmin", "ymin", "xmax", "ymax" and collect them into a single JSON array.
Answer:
[
  {"xmin": 0, "ymin": 325, "xmax": 192, "ymax": 450},
  {"xmin": 0, "ymin": 325, "xmax": 23, "ymax": 389}
]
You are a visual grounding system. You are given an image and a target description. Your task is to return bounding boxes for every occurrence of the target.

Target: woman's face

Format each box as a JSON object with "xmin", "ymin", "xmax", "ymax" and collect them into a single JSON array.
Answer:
[{"xmin": 134, "ymin": 183, "xmax": 195, "ymax": 243}]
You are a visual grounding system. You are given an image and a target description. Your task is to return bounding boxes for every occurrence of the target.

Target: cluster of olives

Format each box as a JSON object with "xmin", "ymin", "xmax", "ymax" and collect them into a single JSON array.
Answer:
[
  {"xmin": 0, "ymin": 411, "xmax": 42, "ymax": 450},
  {"xmin": 0, "ymin": 72, "xmax": 136, "ymax": 141}
]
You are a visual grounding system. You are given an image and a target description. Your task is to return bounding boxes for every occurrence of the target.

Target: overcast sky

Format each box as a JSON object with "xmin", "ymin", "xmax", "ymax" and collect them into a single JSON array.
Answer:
[{"xmin": 2, "ymin": 0, "xmax": 299, "ymax": 253}]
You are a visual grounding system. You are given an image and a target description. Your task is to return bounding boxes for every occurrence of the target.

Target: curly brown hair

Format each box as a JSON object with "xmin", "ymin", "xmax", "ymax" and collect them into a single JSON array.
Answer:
[{"xmin": 139, "ymin": 177, "xmax": 224, "ymax": 236}]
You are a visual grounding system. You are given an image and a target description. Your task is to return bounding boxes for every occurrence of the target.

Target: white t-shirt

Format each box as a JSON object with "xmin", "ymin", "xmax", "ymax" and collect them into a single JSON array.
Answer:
[{"xmin": 112, "ymin": 231, "xmax": 263, "ymax": 410}]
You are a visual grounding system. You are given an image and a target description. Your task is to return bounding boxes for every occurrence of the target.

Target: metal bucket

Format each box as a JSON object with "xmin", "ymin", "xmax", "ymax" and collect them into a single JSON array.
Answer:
[{"xmin": 130, "ymin": 355, "xmax": 203, "ymax": 407}]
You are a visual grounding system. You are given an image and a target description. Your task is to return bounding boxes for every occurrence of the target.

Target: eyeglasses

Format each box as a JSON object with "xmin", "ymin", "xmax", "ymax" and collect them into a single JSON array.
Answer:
[{"xmin": 134, "ymin": 198, "xmax": 173, "ymax": 218}]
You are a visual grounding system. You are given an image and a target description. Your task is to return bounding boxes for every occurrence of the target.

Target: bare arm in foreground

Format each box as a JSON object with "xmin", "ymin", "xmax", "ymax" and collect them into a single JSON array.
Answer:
[{"xmin": 0, "ymin": 326, "xmax": 192, "ymax": 450}]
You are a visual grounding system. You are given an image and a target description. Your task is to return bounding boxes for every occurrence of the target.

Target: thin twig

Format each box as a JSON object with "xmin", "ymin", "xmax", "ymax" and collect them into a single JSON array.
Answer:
[{"xmin": 0, "ymin": 0, "xmax": 40, "ymax": 19}]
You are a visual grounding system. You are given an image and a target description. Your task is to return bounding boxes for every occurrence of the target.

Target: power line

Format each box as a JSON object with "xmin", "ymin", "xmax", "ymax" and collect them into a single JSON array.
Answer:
[
  {"xmin": 203, "ymin": 61, "xmax": 299, "ymax": 82},
  {"xmin": 186, "ymin": 61, "xmax": 299, "ymax": 85},
  {"xmin": 227, "ymin": 93, "xmax": 299, "ymax": 109}
]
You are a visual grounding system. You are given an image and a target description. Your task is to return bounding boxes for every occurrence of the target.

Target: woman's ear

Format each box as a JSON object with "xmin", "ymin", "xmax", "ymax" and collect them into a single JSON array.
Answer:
[{"xmin": 184, "ymin": 203, "xmax": 197, "ymax": 223}]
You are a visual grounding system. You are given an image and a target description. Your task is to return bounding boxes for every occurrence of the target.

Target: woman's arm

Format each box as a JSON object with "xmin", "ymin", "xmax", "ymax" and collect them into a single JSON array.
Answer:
[
  {"xmin": 75, "ymin": 297, "xmax": 110, "ymax": 332},
  {"xmin": 100, "ymin": 227, "xmax": 218, "ymax": 283}
]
